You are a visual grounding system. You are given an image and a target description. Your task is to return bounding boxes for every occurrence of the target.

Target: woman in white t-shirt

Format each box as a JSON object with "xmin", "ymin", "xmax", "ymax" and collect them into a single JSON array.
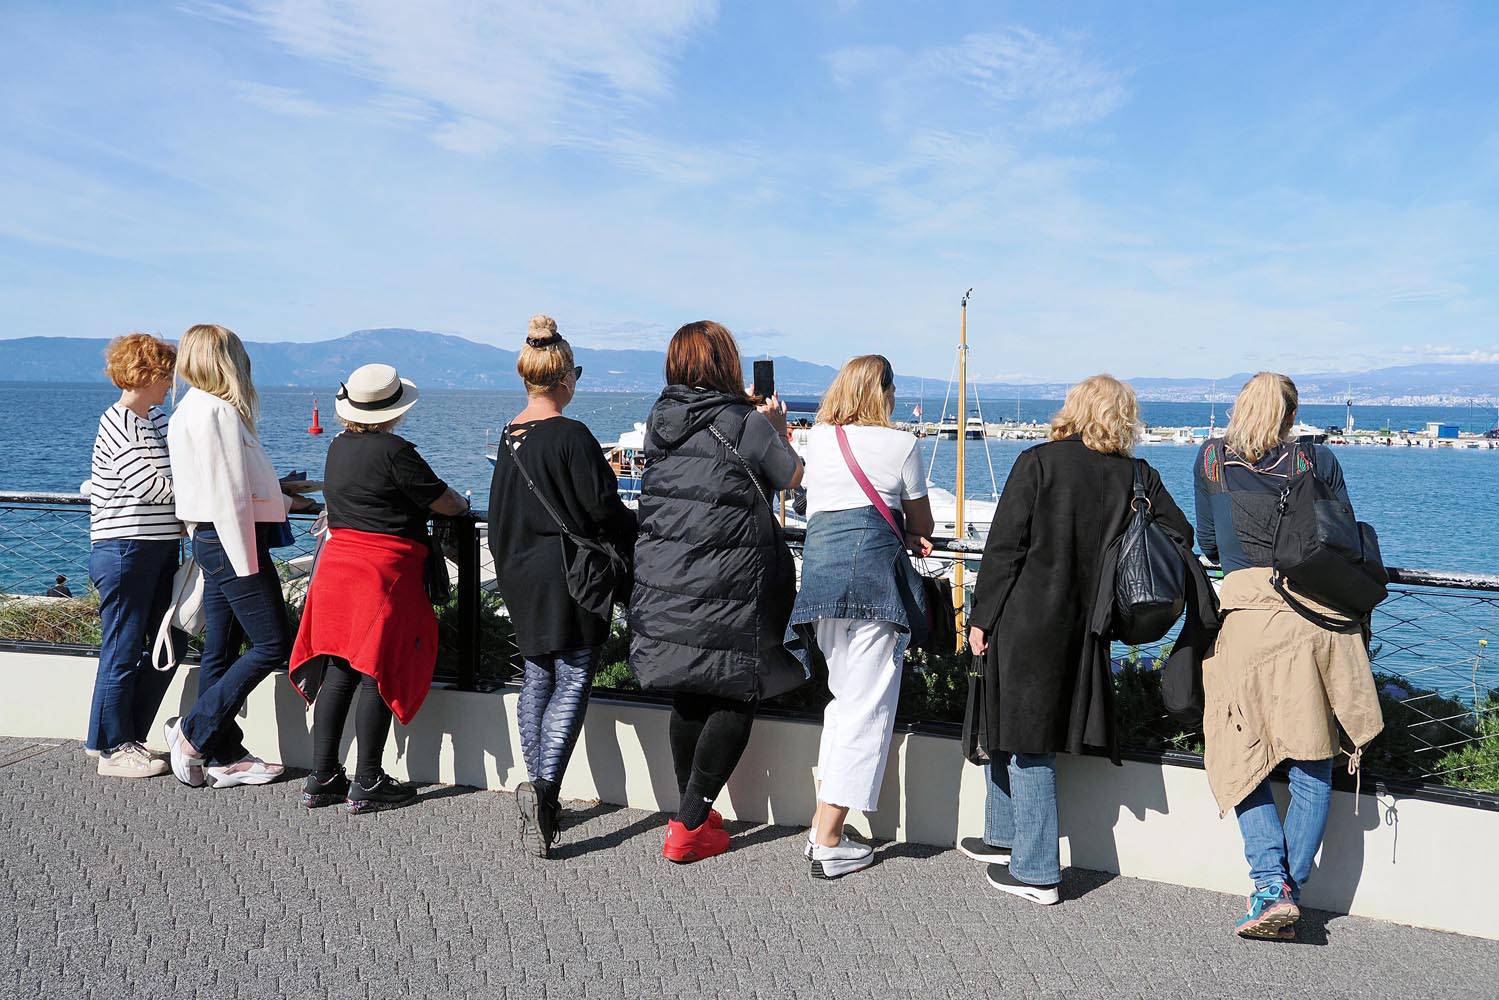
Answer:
[{"xmin": 788, "ymin": 355, "xmax": 934, "ymax": 880}]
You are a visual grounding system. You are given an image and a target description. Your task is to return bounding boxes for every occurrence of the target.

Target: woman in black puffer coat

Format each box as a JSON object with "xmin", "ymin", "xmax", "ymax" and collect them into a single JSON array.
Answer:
[{"xmin": 629, "ymin": 320, "xmax": 804, "ymax": 864}]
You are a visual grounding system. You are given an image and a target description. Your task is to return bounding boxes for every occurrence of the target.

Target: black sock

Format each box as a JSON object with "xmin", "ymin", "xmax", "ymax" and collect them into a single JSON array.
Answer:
[{"xmin": 677, "ymin": 790, "xmax": 713, "ymax": 831}]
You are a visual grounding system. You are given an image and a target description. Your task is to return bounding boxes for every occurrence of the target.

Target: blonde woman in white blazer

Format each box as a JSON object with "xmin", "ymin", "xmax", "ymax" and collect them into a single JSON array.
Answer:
[{"xmin": 163, "ymin": 324, "xmax": 298, "ymax": 789}]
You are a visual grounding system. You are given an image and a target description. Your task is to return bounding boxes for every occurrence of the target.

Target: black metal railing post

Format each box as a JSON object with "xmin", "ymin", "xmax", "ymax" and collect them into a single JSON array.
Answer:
[{"xmin": 451, "ymin": 514, "xmax": 480, "ymax": 692}]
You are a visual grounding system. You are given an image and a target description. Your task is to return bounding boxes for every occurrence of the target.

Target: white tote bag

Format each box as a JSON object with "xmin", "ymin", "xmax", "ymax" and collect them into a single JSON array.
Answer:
[{"xmin": 151, "ymin": 557, "xmax": 205, "ymax": 671}]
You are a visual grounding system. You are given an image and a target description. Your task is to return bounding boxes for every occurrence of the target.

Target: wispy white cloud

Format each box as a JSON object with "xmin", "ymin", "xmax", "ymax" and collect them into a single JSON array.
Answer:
[
  {"xmin": 232, "ymin": 81, "xmax": 333, "ymax": 118},
  {"xmin": 195, "ymin": 0, "xmax": 717, "ymax": 157},
  {"xmin": 829, "ymin": 28, "xmax": 1126, "ymax": 134}
]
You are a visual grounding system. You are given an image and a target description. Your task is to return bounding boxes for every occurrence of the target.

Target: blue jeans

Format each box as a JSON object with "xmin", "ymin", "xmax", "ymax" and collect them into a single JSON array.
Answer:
[
  {"xmin": 1234, "ymin": 757, "xmax": 1334, "ymax": 901},
  {"xmin": 181, "ymin": 524, "xmax": 291, "ymax": 765},
  {"xmin": 983, "ymin": 752, "xmax": 1061, "ymax": 885},
  {"xmin": 86, "ymin": 538, "xmax": 180, "ymax": 752}
]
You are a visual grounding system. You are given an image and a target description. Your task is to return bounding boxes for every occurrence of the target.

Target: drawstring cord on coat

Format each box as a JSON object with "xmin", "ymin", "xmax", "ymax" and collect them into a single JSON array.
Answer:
[{"xmin": 1345, "ymin": 746, "xmax": 1365, "ymax": 815}]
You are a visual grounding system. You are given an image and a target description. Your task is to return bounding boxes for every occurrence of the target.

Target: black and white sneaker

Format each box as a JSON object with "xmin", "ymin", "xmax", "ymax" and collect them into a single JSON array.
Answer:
[
  {"xmin": 810, "ymin": 836, "xmax": 875, "ymax": 880},
  {"xmin": 516, "ymin": 781, "xmax": 550, "ymax": 858},
  {"xmin": 986, "ymin": 863, "xmax": 1060, "ymax": 905},
  {"xmin": 957, "ymin": 837, "xmax": 1011, "ymax": 865},
  {"xmin": 346, "ymin": 772, "xmax": 417, "ymax": 814},
  {"xmin": 301, "ymin": 768, "xmax": 350, "ymax": 809}
]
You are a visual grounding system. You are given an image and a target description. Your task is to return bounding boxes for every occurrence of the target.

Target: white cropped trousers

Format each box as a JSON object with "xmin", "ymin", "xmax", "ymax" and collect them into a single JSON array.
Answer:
[{"xmin": 814, "ymin": 617, "xmax": 903, "ymax": 813}]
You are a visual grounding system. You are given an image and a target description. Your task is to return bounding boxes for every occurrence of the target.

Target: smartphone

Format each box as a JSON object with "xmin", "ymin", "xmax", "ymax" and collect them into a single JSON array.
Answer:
[{"xmin": 753, "ymin": 359, "xmax": 775, "ymax": 400}]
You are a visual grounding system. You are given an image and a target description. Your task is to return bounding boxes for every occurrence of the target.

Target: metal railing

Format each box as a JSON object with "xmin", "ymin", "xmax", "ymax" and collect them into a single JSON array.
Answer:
[{"xmin": 2, "ymin": 492, "xmax": 1495, "ymax": 800}]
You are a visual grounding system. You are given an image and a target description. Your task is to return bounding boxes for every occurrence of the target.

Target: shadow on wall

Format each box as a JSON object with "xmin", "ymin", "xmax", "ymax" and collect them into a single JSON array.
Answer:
[
  {"xmin": 1058, "ymin": 755, "xmax": 1170, "ymax": 876},
  {"xmin": 580, "ymin": 703, "xmax": 679, "ymax": 815}
]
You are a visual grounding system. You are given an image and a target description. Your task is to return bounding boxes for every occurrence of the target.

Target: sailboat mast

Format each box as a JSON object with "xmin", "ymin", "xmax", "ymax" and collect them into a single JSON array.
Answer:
[{"xmin": 953, "ymin": 288, "xmax": 972, "ymax": 646}]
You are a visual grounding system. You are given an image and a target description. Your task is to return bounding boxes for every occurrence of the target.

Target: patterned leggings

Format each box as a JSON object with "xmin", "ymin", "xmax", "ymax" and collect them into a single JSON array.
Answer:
[{"xmin": 517, "ymin": 646, "xmax": 598, "ymax": 788}]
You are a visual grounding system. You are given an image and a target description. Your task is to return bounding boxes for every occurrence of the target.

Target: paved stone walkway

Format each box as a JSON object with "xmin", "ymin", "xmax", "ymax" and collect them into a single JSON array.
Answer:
[{"xmin": 3, "ymin": 737, "xmax": 1495, "ymax": 999}]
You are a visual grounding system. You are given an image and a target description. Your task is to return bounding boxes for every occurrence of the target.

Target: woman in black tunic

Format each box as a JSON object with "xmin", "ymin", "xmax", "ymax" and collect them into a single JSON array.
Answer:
[
  {"xmin": 963, "ymin": 375, "xmax": 1190, "ymax": 905},
  {"xmin": 488, "ymin": 316, "xmax": 637, "ymax": 858}
]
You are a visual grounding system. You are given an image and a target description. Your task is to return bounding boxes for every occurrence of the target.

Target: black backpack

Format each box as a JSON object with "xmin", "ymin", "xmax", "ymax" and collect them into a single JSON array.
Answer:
[
  {"xmin": 1270, "ymin": 444, "xmax": 1387, "ymax": 632},
  {"xmin": 1113, "ymin": 460, "xmax": 1188, "ymax": 644}
]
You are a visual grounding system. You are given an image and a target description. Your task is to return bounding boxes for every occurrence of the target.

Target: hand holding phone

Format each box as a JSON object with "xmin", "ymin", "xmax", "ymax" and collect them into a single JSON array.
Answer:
[{"xmin": 753, "ymin": 359, "xmax": 775, "ymax": 401}]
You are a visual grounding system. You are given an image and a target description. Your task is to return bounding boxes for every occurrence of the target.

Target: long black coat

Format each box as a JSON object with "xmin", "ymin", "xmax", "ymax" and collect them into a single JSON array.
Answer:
[{"xmin": 969, "ymin": 437, "xmax": 1192, "ymax": 755}]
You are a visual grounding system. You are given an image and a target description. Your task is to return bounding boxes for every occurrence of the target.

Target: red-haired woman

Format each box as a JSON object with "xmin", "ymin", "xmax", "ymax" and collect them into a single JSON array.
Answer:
[
  {"xmin": 629, "ymin": 321, "xmax": 805, "ymax": 863},
  {"xmin": 84, "ymin": 333, "xmax": 182, "ymax": 778}
]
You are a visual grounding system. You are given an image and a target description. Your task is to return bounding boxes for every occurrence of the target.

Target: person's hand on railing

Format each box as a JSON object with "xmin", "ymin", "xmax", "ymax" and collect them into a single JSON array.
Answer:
[
  {"xmin": 905, "ymin": 533, "xmax": 934, "ymax": 557},
  {"xmin": 968, "ymin": 626, "xmax": 988, "ymax": 656}
]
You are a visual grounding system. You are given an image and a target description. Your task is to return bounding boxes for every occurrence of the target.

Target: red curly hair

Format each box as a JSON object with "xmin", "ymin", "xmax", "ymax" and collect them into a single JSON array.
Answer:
[{"xmin": 104, "ymin": 333, "xmax": 177, "ymax": 390}]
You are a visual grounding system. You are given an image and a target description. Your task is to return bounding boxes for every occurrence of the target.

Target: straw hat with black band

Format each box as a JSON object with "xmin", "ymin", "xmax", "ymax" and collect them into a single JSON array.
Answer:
[{"xmin": 334, "ymin": 363, "xmax": 421, "ymax": 423}]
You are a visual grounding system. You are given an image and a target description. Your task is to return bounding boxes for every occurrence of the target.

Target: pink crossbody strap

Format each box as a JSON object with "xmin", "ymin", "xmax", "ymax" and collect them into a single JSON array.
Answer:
[{"xmin": 834, "ymin": 425, "xmax": 903, "ymax": 539}]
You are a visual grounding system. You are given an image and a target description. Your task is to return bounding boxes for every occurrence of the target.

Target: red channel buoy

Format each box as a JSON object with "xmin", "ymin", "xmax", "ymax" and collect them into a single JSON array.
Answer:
[{"xmin": 308, "ymin": 398, "xmax": 324, "ymax": 435}]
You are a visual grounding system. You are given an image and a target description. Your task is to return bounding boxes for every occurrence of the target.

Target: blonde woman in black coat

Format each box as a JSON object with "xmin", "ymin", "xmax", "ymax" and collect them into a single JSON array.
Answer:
[{"xmin": 963, "ymin": 375, "xmax": 1191, "ymax": 905}]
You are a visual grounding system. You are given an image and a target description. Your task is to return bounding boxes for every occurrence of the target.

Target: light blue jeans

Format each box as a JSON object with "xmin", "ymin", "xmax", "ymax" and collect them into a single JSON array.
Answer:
[
  {"xmin": 1234, "ymin": 757, "xmax": 1334, "ymax": 901},
  {"xmin": 982, "ymin": 752, "xmax": 1060, "ymax": 886}
]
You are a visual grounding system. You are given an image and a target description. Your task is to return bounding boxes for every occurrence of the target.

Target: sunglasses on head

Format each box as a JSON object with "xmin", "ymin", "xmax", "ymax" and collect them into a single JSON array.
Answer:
[{"xmin": 876, "ymin": 356, "xmax": 894, "ymax": 391}]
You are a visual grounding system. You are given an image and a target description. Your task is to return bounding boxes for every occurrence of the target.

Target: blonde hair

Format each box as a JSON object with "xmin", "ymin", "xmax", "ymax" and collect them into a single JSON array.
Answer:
[
  {"xmin": 1049, "ymin": 374, "xmax": 1140, "ymax": 456},
  {"xmin": 817, "ymin": 355, "xmax": 895, "ymax": 427},
  {"xmin": 177, "ymin": 324, "xmax": 259, "ymax": 431},
  {"xmin": 517, "ymin": 315, "xmax": 575, "ymax": 395},
  {"xmin": 338, "ymin": 415, "xmax": 402, "ymax": 434},
  {"xmin": 1224, "ymin": 372, "xmax": 1298, "ymax": 462},
  {"xmin": 104, "ymin": 333, "xmax": 176, "ymax": 390}
]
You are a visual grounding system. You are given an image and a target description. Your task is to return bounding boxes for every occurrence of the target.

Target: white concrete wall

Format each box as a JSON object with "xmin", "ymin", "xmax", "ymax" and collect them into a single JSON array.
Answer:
[{"xmin": 4, "ymin": 650, "xmax": 1495, "ymax": 940}]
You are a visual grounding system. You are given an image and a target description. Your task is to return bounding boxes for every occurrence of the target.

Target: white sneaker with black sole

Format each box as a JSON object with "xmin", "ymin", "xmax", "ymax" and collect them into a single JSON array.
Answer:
[
  {"xmin": 986, "ymin": 863, "xmax": 1059, "ymax": 905},
  {"xmin": 957, "ymin": 837, "xmax": 1011, "ymax": 865},
  {"xmin": 810, "ymin": 836, "xmax": 874, "ymax": 880}
]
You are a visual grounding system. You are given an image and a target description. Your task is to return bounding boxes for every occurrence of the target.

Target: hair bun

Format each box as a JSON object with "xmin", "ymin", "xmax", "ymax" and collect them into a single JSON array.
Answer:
[{"xmin": 526, "ymin": 314, "xmax": 561, "ymax": 348}]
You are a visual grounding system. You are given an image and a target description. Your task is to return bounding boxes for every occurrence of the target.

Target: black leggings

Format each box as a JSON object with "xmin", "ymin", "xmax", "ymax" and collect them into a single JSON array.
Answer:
[
  {"xmin": 669, "ymin": 692, "xmax": 757, "ymax": 823},
  {"xmin": 311, "ymin": 657, "xmax": 393, "ymax": 782}
]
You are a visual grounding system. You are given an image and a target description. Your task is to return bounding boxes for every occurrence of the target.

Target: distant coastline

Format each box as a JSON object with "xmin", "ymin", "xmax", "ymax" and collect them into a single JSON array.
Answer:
[{"xmin": 1, "ymin": 328, "xmax": 1496, "ymax": 405}]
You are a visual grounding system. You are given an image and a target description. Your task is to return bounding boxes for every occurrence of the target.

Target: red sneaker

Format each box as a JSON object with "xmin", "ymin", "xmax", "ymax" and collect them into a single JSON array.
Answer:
[
  {"xmin": 708, "ymin": 809, "xmax": 724, "ymax": 829},
  {"xmin": 663, "ymin": 818, "xmax": 730, "ymax": 864}
]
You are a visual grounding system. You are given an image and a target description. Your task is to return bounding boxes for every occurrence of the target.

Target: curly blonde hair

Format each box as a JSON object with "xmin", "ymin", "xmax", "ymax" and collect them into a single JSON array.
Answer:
[
  {"xmin": 104, "ymin": 333, "xmax": 177, "ymax": 390},
  {"xmin": 1049, "ymin": 374, "xmax": 1140, "ymax": 456}
]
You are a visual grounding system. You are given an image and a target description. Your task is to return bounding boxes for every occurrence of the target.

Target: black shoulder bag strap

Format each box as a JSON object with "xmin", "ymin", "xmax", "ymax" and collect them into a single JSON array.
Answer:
[
  {"xmin": 501, "ymin": 426, "xmax": 586, "ymax": 541},
  {"xmin": 707, "ymin": 417, "xmax": 775, "ymax": 518}
]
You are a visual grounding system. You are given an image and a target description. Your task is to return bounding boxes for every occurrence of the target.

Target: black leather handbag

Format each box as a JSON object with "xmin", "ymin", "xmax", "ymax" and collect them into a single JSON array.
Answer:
[
  {"xmin": 1112, "ymin": 460, "xmax": 1188, "ymax": 645},
  {"xmin": 1271, "ymin": 445, "xmax": 1387, "ymax": 632},
  {"xmin": 501, "ymin": 430, "xmax": 632, "ymax": 619}
]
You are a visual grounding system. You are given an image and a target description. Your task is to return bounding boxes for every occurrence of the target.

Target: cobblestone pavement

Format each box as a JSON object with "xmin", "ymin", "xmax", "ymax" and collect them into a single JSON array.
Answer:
[{"xmin": 3, "ymin": 737, "xmax": 1495, "ymax": 999}]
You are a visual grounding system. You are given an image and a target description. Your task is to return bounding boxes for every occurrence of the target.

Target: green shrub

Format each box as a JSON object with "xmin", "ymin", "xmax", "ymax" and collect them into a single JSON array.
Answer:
[{"xmin": 0, "ymin": 595, "xmax": 102, "ymax": 645}]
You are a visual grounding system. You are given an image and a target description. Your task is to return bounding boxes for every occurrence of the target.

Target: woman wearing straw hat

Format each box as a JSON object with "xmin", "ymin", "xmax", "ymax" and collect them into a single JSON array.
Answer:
[{"xmin": 289, "ymin": 362, "xmax": 470, "ymax": 813}]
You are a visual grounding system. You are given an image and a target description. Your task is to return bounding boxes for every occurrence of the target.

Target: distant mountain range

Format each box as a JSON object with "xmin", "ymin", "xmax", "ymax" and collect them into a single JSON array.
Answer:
[{"xmin": 1, "ymin": 328, "xmax": 1495, "ymax": 404}]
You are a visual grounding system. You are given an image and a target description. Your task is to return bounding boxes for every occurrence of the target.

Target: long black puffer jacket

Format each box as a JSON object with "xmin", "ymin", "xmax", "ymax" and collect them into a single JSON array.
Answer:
[{"xmin": 628, "ymin": 385, "xmax": 804, "ymax": 701}]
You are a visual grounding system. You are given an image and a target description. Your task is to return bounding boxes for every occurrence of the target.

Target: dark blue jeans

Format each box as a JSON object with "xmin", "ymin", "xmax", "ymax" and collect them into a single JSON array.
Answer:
[
  {"xmin": 86, "ymin": 538, "xmax": 180, "ymax": 753},
  {"xmin": 181, "ymin": 524, "xmax": 291, "ymax": 765}
]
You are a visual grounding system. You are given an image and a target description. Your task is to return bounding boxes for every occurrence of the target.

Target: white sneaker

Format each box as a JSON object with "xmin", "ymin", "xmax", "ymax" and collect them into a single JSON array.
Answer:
[
  {"xmin": 206, "ymin": 755, "xmax": 285, "ymax": 788},
  {"xmin": 97, "ymin": 742, "xmax": 170, "ymax": 779},
  {"xmin": 803, "ymin": 831, "xmax": 815, "ymax": 859},
  {"xmin": 83, "ymin": 748, "xmax": 101, "ymax": 759},
  {"xmin": 810, "ymin": 836, "xmax": 874, "ymax": 880},
  {"xmin": 163, "ymin": 717, "xmax": 205, "ymax": 787}
]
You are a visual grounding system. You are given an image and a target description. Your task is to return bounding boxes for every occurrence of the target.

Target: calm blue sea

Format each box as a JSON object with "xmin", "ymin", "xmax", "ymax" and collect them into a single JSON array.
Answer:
[{"xmin": 3, "ymin": 382, "xmax": 1495, "ymax": 575}]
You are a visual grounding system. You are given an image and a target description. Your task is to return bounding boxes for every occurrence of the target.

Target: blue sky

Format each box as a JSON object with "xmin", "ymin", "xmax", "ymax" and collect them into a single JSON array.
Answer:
[{"xmin": 1, "ymin": 1, "xmax": 1496, "ymax": 381}]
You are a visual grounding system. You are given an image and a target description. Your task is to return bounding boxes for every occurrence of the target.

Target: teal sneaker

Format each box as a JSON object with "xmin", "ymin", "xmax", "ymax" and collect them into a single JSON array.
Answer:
[{"xmin": 1236, "ymin": 883, "xmax": 1300, "ymax": 939}]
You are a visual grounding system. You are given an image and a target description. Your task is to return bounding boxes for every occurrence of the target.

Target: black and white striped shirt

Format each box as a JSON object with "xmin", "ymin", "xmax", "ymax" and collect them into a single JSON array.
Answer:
[{"xmin": 89, "ymin": 404, "xmax": 182, "ymax": 541}]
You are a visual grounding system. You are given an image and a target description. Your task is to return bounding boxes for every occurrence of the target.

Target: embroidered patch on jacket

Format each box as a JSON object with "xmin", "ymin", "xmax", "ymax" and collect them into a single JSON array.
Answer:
[
  {"xmin": 1203, "ymin": 445, "xmax": 1222, "ymax": 483},
  {"xmin": 1294, "ymin": 448, "xmax": 1312, "ymax": 475}
]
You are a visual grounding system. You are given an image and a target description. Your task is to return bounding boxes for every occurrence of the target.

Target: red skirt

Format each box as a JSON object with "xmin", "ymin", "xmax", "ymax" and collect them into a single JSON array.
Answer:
[{"xmin": 289, "ymin": 528, "xmax": 437, "ymax": 725}]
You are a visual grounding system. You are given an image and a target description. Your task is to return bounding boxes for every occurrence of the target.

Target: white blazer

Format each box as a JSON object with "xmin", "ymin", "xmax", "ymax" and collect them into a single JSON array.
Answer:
[{"xmin": 168, "ymin": 387, "xmax": 291, "ymax": 578}]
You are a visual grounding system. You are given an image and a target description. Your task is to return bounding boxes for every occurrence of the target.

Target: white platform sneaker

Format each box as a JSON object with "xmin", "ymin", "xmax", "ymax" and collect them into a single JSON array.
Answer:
[{"xmin": 810, "ymin": 836, "xmax": 875, "ymax": 880}]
